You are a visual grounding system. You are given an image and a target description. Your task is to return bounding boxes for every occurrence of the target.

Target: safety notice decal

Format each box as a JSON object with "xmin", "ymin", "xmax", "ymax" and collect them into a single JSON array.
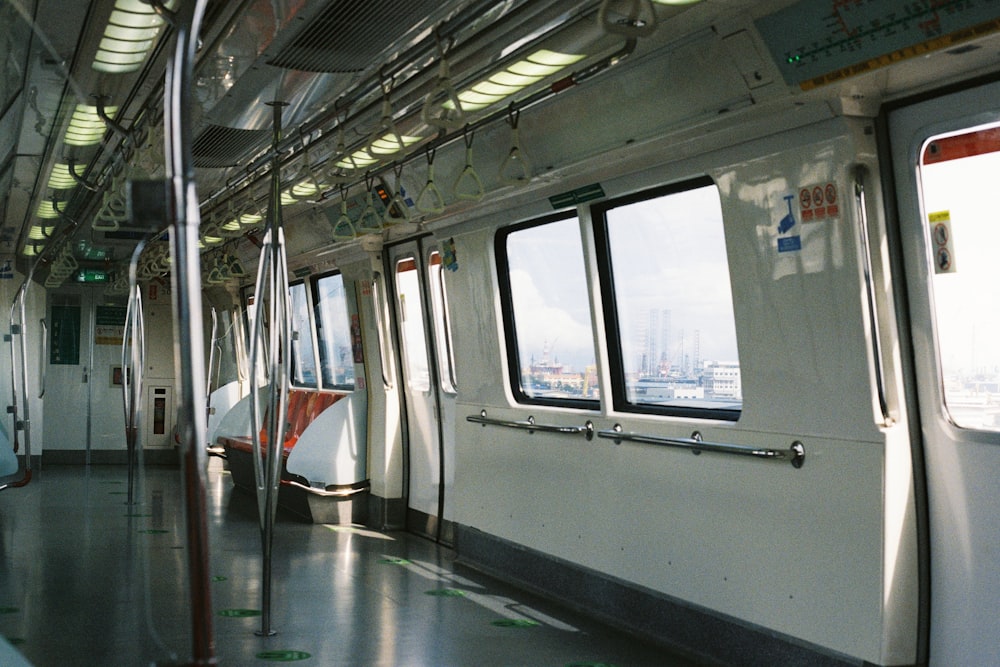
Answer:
[
  {"xmin": 929, "ymin": 210, "xmax": 957, "ymax": 274},
  {"xmin": 799, "ymin": 182, "xmax": 839, "ymax": 222}
]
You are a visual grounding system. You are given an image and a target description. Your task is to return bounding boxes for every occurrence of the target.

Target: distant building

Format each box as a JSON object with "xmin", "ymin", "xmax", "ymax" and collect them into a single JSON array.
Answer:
[{"xmin": 702, "ymin": 361, "xmax": 741, "ymax": 398}]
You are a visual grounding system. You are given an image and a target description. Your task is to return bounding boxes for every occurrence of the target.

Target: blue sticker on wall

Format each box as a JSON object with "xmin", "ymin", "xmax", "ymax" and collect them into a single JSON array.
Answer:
[{"xmin": 778, "ymin": 236, "xmax": 802, "ymax": 253}]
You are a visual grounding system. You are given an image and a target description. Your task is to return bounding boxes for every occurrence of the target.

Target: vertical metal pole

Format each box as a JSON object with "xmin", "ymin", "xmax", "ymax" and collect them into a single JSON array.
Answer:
[
  {"xmin": 123, "ymin": 242, "xmax": 147, "ymax": 506},
  {"xmin": 248, "ymin": 100, "xmax": 290, "ymax": 637},
  {"xmin": 164, "ymin": 1, "xmax": 216, "ymax": 664},
  {"xmin": 1, "ymin": 285, "xmax": 32, "ymax": 490},
  {"xmin": 86, "ymin": 301, "xmax": 96, "ymax": 466}
]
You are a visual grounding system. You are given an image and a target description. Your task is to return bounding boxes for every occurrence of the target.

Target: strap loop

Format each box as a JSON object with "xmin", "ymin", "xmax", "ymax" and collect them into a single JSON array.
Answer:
[
  {"xmin": 453, "ymin": 126, "xmax": 484, "ymax": 201},
  {"xmin": 416, "ymin": 147, "xmax": 446, "ymax": 214}
]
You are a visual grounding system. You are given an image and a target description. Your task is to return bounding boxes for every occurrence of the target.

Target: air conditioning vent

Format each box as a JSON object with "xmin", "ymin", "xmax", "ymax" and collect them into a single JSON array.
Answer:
[
  {"xmin": 267, "ymin": 0, "xmax": 442, "ymax": 73},
  {"xmin": 193, "ymin": 125, "xmax": 270, "ymax": 168}
]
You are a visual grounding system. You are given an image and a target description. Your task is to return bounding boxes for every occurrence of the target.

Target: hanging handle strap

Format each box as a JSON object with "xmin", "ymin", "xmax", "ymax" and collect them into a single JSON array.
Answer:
[
  {"xmin": 358, "ymin": 172, "xmax": 382, "ymax": 230},
  {"xmin": 421, "ymin": 33, "xmax": 466, "ymax": 130},
  {"xmin": 417, "ymin": 147, "xmax": 446, "ymax": 214},
  {"xmin": 368, "ymin": 77, "xmax": 407, "ymax": 158},
  {"xmin": 383, "ymin": 162, "xmax": 411, "ymax": 224},
  {"xmin": 453, "ymin": 126, "xmax": 484, "ymax": 201},
  {"xmin": 331, "ymin": 185, "xmax": 357, "ymax": 239},
  {"xmin": 499, "ymin": 105, "xmax": 532, "ymax": 185}
]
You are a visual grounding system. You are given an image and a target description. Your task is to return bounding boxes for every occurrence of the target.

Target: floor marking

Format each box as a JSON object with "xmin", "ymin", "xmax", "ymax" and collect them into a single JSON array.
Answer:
[
  {"xmin": 491, "ymin": 618, "xmax": 539, "ymax": 628},
  {"xmin": 218, "ymin": 608, "xmax": 261, "ymax": 618},
  {"xmin": 424, "ymin": 588, "xmax": 466, "ymax": 597},
  {"xmin": 256, "ymin": 650, "xmax": 311, "ymax": 661}
]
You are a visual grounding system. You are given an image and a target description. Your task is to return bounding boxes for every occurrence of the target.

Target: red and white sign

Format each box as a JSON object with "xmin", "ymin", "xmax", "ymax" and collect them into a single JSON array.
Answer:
[{"xmin": 799, "ymin": 182, "xmax": 839, "ymax": 221}]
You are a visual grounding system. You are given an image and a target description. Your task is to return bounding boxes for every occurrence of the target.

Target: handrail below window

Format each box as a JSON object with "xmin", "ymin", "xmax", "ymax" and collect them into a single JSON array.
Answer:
[
  {"xmin": 467, "ymin": 410, "xmax": 595, "ymax": 440},
  {"xmin": 597, "ymin": 425, "xmax": 805, "ymax": 468}
]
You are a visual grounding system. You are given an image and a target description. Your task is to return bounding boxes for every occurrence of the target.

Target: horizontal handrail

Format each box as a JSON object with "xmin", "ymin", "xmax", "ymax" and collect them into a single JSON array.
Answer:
[
  {"xmin": 467, "ymin": 410, "xmax": 595, "ymax": 440},
  {"xmin": 597, "ymin": 425, "xmax": 804, "ymax": 468}
]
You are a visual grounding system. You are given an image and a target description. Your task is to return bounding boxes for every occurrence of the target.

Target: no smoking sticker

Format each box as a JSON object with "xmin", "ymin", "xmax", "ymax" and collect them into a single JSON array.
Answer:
[{"xmin": 799, "ymin": 182, "xmax": 839, "ymax": 221}]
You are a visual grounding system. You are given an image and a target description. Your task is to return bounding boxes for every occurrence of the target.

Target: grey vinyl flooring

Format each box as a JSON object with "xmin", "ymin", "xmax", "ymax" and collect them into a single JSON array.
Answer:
[{"xmin": 0, "ymin": 459, "xmax": 694, "ymax": 666}]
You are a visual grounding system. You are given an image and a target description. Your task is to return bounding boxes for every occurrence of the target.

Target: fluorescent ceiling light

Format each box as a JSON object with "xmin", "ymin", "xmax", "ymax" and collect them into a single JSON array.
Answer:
[
  {"xmin": 36, "ymin": 201, "xmax": 60, "ymax": 219},
  {"xmin": 48, "ymin": 163, "xmax": 82, "ymax": 189},
  {"xmin": 336, "ymin": 149, "xmax": 379, "ymax": 170},
  {"xmin": 239, "ymin": 211, "xmax": 263, "ymax": 227},
  {"xmin": 290, "ymin": 178, "xmax": 327, "ymax": 199},
  {"xmin": 369, "ymin": 133, "xmax": 422, "ymax": 156},
  {"xmin": 92, "ymin": 0, "xmax": 175, "ymax": 74},
  {"xmin": 65, "ymin": 104, "xmax": 117, "ymax": 146},
  {"xmin": 28, "ymin": 225, "xmax": 54, "ymax": 240},
  {"xmin": 446, "ymin": 49, "xmax": 586, "ymax": 112}
]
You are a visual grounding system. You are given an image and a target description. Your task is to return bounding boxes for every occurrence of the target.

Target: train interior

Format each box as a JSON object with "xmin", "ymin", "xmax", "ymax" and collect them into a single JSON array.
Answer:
[{"xmin": 1, "ymin": 0, "xmax": 1000, "ymax": 665}]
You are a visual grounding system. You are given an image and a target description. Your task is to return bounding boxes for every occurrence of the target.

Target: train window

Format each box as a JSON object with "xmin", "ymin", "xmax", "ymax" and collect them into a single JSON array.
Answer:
[
  {"xmin": 428, "ymin": 251, "xmax": 458, "ymax": 394},
  {"xmin": 289, "ymin": 281, "xmax": 318, "ymax": 388},
  {"xmin": 312, "ymin": 272, "xmax": 356, "ymax": 389},
  {"xmin": 395, "ymin": 257, "xmax": 430, "ymax": 392},
  {"xmin": 594, "ymin": 177, "xmax": 741, "ymax": 420},
  {"xmin": 919, "ymin": 127, "xmax": 1000, "ymax": 431},
  {"xmin": 496, "ymin": 213, "xmax": 600, "ymax": 408}
]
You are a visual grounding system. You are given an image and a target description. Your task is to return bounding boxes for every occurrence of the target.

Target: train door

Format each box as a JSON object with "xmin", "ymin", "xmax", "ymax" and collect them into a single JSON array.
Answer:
[
  {"xmin": 889, "ymin": 82, "xmax": 1000, "ymax": 666},
  {"xmin": 387, "ymin": 239, "xmax": 457, "ymax": 544},
  {"xmin": 45, "ymin": 290, "xmax": 95, "ymax": 459}
]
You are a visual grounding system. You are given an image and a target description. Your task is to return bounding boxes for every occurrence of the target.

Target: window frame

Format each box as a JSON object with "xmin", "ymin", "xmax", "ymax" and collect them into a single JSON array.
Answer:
[
  {"xmin": 288, "ymin": 279, "xmax": 320, "ymax": 389},
  {"xmin": 309, "ymin": 269, "xmax": 357, "ymax": 391},
  {"xmin": 495, "ymin": 210, "xmax": 601, "ymax": 410},
  {"xmin": 591, "ymin": 175, "xmax": 742, "ymax": 422}
]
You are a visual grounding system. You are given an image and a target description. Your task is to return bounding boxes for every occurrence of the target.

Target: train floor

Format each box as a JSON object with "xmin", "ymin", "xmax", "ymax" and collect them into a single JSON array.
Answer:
[{"xmin": 0, "ymin": 457, "xmax": 695, "ymax": 666}]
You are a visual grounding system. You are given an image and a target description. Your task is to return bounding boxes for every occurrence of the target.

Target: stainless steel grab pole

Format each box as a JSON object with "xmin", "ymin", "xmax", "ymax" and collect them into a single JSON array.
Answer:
[
  {"xmin": 248, "ymin": 100, "xmax": 291, "ymax": 637},
  {"xmin": 122, "ymin": 241, "xmax": 147, "ymax": 506},
  {"xmin": 163, "ymin": 0, "xmax": 216, "ymax": 663},
  {"xmin": 1, "ymin": 284, "xmax": 32, "ymax": 491}
]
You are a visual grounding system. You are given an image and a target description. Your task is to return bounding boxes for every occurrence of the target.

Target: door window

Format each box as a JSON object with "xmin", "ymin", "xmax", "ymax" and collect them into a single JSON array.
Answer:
[{"xmin": 919, "ymin": 126, "xmax": 1000, "ymax": 431}]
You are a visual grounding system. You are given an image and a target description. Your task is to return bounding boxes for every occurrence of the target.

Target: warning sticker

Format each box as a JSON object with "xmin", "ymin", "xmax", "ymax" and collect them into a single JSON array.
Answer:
[
  {"xmin": 929, "ymin": 210, "xmax": 957, "ymax": 274},
  {"xmin": 799, "ymin": 182, "xmax": 839, "ymax": 222}
]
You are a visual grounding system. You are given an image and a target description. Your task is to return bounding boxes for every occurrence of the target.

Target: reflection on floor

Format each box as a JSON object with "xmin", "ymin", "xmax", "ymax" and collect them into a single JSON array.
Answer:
[{"xmin": 0, "ymin": 459, "xmax": 692, "ymax": 666}]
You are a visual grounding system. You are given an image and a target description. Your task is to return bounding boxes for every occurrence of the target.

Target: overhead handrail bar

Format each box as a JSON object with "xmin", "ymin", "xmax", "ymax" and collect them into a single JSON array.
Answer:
[
  {"xmin": 247, "ymin": 100, "xmax": 292, "ymax": 639},
  {"xmin": 122, "ymin": 241, "xmax": 147, "ymax": 506},
  {"xmin": 467, "ymin": 410, "xmax": 595, "ymax": 440},
  {"xmin": 208, "ymin": 22, "xmax": 640, "ymax": 211},
  {"xmin": 162, "ymin": 0, "xmax": 217, "ymax": 662},
  {"xmin": 596, "ymin": 425, "xmax": 806, "ymax": 468}
]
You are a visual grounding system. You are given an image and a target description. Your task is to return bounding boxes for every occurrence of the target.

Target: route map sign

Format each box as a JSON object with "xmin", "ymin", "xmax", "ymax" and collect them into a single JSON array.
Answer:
[{"xmin": 756, "ymin": 0, "xmax": 1000, "ymax": 90}]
